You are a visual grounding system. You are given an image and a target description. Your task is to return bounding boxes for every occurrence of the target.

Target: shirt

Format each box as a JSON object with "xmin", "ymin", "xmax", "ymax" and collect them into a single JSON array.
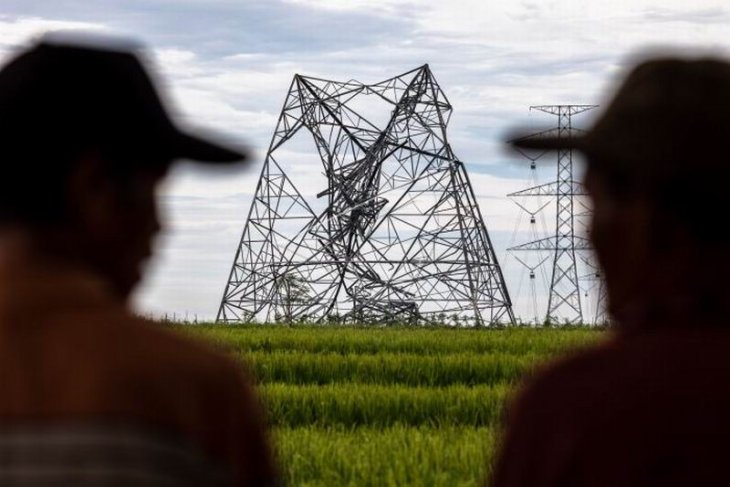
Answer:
[
  {"xmin": 491, "ymin": 326, "xmax": 730, "ymax": 487},
  {"xmin": 0, "ymin": 248, "xmax": 276, "ymax": 486}
]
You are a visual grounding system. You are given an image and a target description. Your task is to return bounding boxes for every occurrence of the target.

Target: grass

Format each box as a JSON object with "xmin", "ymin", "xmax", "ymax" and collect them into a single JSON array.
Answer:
[
  {"xmin": 275, "ymin": 426, "xmax": 497, "ymax": 487},
  {"xmin": 240, "ymin": 350, "xmax": 544, "ymax": 386},
  {"xmin": 263, "ymin": 383, "xmax": 510, "ymax": 428},
  {"xmin": 180, "ymin": 324, "xmax": 605, "ymax": 485},
  {"xmin": 184, "ymin": 324, "xmax": 599, "ymax": 355}
]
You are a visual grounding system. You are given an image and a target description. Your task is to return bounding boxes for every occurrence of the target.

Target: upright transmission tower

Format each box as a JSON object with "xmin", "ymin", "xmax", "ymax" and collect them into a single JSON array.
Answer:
[
  {"xmin": 509, "ymin": 105, "xmax": 601, "ymax": 324},
  {"xmin": 217, "ymin": 65, "xmax": 514, "ymax": 325}
]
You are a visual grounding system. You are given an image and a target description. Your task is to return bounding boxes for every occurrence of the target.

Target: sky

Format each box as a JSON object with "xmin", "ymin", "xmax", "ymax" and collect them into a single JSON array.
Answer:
[{"xmin": 0, "ymin": 1, "xmax": 728, "ymax": 322}]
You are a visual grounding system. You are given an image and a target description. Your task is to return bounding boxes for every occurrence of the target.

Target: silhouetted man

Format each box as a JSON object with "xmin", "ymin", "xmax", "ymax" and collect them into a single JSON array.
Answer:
[
  {"xmin": 0, "ymin": 36, "xmax": 276, "ymax": 485},
  {"xmin": 492, "ymin": 56, "xmax": 730, "ymax": 486}
]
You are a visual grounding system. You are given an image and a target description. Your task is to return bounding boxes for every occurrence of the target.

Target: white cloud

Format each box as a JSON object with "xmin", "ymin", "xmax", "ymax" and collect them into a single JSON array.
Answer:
[
  {"xmin": 0, "ymin": 16, "xmax": 107, "ymax": 53},
  {"xmin": 1, "ymin": 1, "xmax": 728, "ymax": 321}
]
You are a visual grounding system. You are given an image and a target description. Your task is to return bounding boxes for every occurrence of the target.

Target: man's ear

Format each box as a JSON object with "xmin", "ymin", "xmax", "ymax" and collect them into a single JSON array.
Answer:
[{"xmin": 64, "ymin": 150, "xmax": 117, "ymax": 235}]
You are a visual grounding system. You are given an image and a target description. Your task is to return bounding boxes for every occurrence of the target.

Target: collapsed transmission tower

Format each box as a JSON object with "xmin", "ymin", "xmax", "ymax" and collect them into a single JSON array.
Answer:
[
  {"xmin": 509, "ymin": 105, "xmax": 607, "ymax": 324},
  {"xmin": 217, "ymin": 65, "xmax": 514, "ymax": 325}
]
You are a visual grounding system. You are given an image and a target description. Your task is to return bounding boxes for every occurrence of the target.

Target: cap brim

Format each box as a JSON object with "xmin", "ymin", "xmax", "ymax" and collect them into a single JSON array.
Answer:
[
  {"xmin": 171, "ymin": 130, "xmax": 248, "ymax": 164},
  {"xmin": 510, "ymin": 134, "xmax": 589, "ymax": 151}
]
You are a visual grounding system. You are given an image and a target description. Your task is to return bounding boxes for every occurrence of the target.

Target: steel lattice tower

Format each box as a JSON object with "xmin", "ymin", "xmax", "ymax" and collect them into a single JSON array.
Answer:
[
  {"xmin": 217, "ymin": 65, "xmax": 514, "ymax": 325},
  {"xmin": 509, "ymin": 105, "xmax": 598, "ymax": 324}
]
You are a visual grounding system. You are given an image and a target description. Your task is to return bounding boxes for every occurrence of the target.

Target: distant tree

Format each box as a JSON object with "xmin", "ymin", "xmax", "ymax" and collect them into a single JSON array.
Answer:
[{"xmin": 275, "ymin": 272, "xmax": 310, "ymax": 323}]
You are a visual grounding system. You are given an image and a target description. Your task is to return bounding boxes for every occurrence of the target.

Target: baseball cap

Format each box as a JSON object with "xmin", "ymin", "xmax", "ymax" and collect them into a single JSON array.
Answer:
[
  {"xmin": 509, "ymin": 57, "xmax": 730, "ymax": 185},
  {"xmin": 0, "ymin": 33, "xmax": 248, "ymax": 166}
]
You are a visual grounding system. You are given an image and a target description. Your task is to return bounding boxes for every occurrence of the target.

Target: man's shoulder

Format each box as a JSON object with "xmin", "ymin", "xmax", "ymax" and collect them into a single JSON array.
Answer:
[
  {"xmin": 68, "ymin": 310, "xmax": 250, "ymax": 399},
  {"xmin": 527, "ymin": 336, "xmax": 615, "ymax": 386},
  {"xmin": 511, "ymin": 336, "xmax": 621, "ymax": 418},
  {"xmin": 81, "ymin": 315, "xmax": 261, "ymax": 429},
  {"xmin": 515, "ymin": 327, "xmax": 730, "ymax": 417},
  {"xmin": 125, "ymin": 318, "xmax": 232, "ymax": 363},
  {"xmin": 111, "ymin": 316, "xmax": 245, "ymax": 381}
]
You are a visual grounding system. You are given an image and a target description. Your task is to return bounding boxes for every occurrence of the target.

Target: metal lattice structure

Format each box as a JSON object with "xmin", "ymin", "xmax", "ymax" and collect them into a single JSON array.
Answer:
[
  {"xmin": 509, "ymin": 105, "xmax": 606, "ymax": 324},
  {"xmin": 217, "ymin": 65, "xmax": 514, "ymax": 325}
]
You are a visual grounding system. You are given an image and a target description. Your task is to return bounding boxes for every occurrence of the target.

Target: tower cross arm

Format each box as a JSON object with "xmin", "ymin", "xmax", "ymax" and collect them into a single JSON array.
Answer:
[
  {"xmin": 529, "ymin": 104, "xmax": 598, "ymax": 116},
  {"xmin": 508, "ymin": 181, "xmax": 587, "ymax": 197},
  {"xmin": 508, "ymin": 236, "xmax": 593, "ymax": 252}
]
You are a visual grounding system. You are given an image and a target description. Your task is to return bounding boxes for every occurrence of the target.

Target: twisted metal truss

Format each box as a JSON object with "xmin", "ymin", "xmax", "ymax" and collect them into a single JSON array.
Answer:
[
  {"xmin": 217, "ymin": 65, "xmax": 514, "ymax": 325},
  {"xmin": 509, "ymin": 105, "xmax": 607, "ymax": 324}
]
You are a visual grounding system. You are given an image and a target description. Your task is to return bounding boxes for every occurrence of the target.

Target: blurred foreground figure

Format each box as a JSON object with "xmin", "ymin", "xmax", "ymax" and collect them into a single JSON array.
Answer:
[
  {"xmin": 0, "ymin": 35, "xmax": 276, "ymax": 486},
  {"xmin": 493, "ymin": 57, "xmax": 730, "ymax": 486}
]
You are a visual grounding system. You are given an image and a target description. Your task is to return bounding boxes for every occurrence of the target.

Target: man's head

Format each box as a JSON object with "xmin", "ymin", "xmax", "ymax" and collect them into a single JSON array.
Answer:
[
  {"xmin": 0, "ymin": 35, "xmax": 248, "ymax": 297},
  {"xmin": 511, "ymin": 55, "xmax": 730, "ymax": 323}
]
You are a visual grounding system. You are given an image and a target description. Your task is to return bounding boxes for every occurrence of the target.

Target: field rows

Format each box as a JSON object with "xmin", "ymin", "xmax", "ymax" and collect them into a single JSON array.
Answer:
[
  {"xmin": 243, "ymin": 351, "xmax": 542, "ymax": 386},
  {"xmin": 187, "ymin": 325, "xmax": 598, "ymax": 355},
  {"xmin": 185, "ymin": 325, "xmax": 603, "ymax": 485},
  {"xmin": 262, "ymin": 383, "xmax": 510, "ymax": 427}
]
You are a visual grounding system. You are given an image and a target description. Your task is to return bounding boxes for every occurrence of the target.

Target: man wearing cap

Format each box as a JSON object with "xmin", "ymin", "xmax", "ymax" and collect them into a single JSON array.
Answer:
[
  {"xmin": 0, "ymin": 36, "xmax": 276, "ymax": 485},
  {"xmin": 492, "ymin": 57, "xmax": 730, "ymax": 486}
]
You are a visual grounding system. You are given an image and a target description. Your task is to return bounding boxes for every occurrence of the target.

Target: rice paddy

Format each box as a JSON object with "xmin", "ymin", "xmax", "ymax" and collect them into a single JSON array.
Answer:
[{"xmin": 182, "ymin": 325, "xmax": 603, "ymax": 486}]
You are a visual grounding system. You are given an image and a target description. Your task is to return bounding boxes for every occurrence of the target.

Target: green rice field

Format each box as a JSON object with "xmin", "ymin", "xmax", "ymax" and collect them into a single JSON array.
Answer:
[{"xmin": 183, "ymin": 325, "xmax": 604, "ymax": 486}]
